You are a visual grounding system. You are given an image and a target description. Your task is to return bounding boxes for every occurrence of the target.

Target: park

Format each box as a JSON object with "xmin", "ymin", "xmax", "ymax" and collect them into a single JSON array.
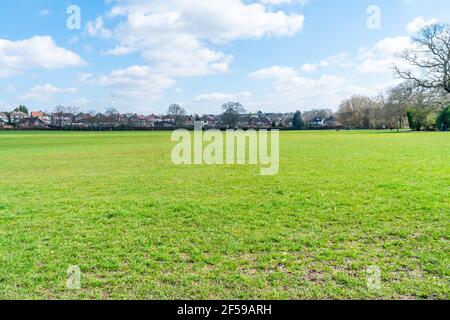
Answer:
[{"xmin": 0, "ymin": 130, "xmax": 448, "ymax": 299}]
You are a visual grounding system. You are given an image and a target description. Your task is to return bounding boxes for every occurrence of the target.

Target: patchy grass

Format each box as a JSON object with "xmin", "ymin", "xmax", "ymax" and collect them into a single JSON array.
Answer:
[{"xmin": 0, "ymin": 130, "xmax": 448, "ymax": 299}]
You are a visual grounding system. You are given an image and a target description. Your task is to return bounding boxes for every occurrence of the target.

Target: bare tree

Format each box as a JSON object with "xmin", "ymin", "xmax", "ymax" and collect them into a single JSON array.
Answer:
[
  {"xmin": 221, "ymin": 102, "xmax": 246, "ymax": 129},
  {"xmin": 53, "ymin": 105, "xmax": 67, "ymax": 129},
  {"xmin": 337, "ymin": 95, "xmax": 375, "ymax": 129},
  {"xmin": 394, "ymin": 24, "xmax": 450, "ymax": 94},
  {"xmin": 53, "ymin": 106, "xmax": 78, "ymax": 129},
  {"xmin": 167, "ymin": 104, "xmax": 186, "ymax": 127},
  {"xmin": 383, "ymin": 82, "xmax": 414, "ymax": 131}
]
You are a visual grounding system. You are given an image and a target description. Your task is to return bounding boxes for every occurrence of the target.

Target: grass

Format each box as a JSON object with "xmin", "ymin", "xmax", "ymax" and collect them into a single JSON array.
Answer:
[{"xmin": 0, "ymin": 130, "xmax": 448, "ymax": 300}]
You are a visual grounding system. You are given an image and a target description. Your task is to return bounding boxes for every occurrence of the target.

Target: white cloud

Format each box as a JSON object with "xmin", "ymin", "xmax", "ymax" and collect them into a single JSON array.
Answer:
[
  {"xmin": 102, "ymin": 46, "xmax": 136, "ymax": 56},
  {"xmin": 83, "ymin": 65, "xmax": 176, "ymax": 112},
  {"xmin": 39, "ymin": 9, "xmax": 50, "ymax": 16},
  {"xmin": 96, "ymin": 65, "xmax": 175, "ymax": 90},
  {"xmin": 86, "ymin": 17, "xmax": 113, "ymax": 39},
  {"xmin": 250, "ymin": 66, "xmax": 299, "ymax": 79},
  {"xmin": 193, "ymin": 92, "xmax": 251, "ymax": 103},
  {"xmin": 90, "ymin": 0, "xmax": 304, "ymax": 77},
  {"xmin": 406, "ymin": 16, "xmax": 437, "ymax": 34},
  {"xmin": 21, "ymin": 84, "xmax": 78, "ymax": 102},
  {"xmin": 319, "ymin": 52, "xmax": 353, "ymax": 68},
  {"xmin": 250, "ymin": 52, "xmax": 352, "ymax": 77},
  {"xmin": 299, "ymin": 63, "xmax": 316, "ymax": 73},
  {"xmin": 357, "ymin": 36, "xmax": 413, "ymax": 74},
  {"xmin": 250, "ymin": 66, "xmax": 379, "ymax": 111},
  {"xmin": 0, "ymin": 36, "xmax": 85, "ymax": 78},
  {"xmin": 259, "ymin": 0, "xmax": 310, "ymax": 5}
]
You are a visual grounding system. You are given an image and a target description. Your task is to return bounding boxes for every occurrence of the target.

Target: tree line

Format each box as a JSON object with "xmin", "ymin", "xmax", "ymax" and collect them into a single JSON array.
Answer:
[{"xmin": 337, "ymin": 23, "xmax": 450, "ymax": 131}]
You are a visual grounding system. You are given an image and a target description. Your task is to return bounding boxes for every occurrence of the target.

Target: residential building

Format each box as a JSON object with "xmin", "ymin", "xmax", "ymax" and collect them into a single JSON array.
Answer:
[
  {"xmin": 130, "ymin": 114, "xmax": 147, "ymax": 128},
  {"xmin": 146, "ymin": 114, "xmax": 162, "ymax": 127},
  {"xmin": 160, "ymin": 115, "xmax": 175, "ymax": 128},
  {"xmin": 31, "ymin": 111, "xmax": 52, "ymax": 125},
  {"xmin": 51, "ymin": 113, "xmax": 73, "ymax": 127},
  {"xmin": 310, "ymin": 117, "xmax": 326, "ymax": 128},
  {"xmin": 17, "ymin": 118, "xmax": 48, "ymax": 129},
  {"xmin": 309, "ymin": 116, "xmax": 343, "ymax": 129},
  {"xmin": 74, "ymin": 113, "xmax": 93, "ymax": 124},
  {"xmin": 201, "ymin": 115, "xmax": 219, "ymax": 128},
  {"xmin": 9, "ymin": 111, "xmax": 28, "ymax": 124},
  {"xmin": 0, "ymin": 112, "xmax": 8, "ymax": 123}
]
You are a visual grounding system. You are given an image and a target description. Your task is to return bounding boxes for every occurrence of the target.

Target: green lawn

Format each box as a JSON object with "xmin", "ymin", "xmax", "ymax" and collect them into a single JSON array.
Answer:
[{"xmin": 0, "ymin": 130, "xmax": 448, "ymax": 299}]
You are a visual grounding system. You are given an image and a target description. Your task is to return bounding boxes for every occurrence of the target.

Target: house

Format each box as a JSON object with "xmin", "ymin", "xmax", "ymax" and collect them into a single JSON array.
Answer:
[
  {"xmin": 0, "ymin": 112, "xmax": 8, "ymax": 123},
  {"xmin": 182, "ymin": 115, "xmax": 195, "ymax": 127},
  {"xmin": 253, "ymin": 116, "xmax": 272, "ymax": 128},
  {"xmin": 77, "ymin": 113, "xmax": 95, "ymax": 127},
  {"xmin": 238, "ymin": 114, "xmax": 272, "ymax": 129},
  {"xmin": 114, "ymin": 114, "xmax": 129, "ymax": 127},
  {"xmin": 131, "ymin": 115, "xmax": 147, "ymax": 128},
  {"xmin": 266, "ymin": 113, "xmax": 294, "ymax": 128},
  {"xmin": 31, "ymin": 111, "xmax": 51, "ymax": 125},
  {"xmin": 93, "ymin": 113, "xmax": 116, "ymax": 127},
  {"xmin": 146, "ymin": 114, "xmax": 162, "ymax": 127},
  {"xmin": 74, "ymin": 113, "xmax": 93, "ymax": 124},
  {"xmin": 310, "ymin": 116, "xmax": 342, "ymax": 129},
  {"xmin": 51, "ymin": 113, "xmax": 73, "ymax": 127},
  {"xmin": 310, "ymin": 117, "xmax": 326, "ymax": 128},
  {"xmin": 9, "ymin": 111, "xmax": 28, "ymax": 124},
  {"xmin": 17, "ymin": 118, "xmax": 47, "ymax": 129},
  {"xmin": 160, "ymin": 115, "xmax": 176, "ymax": 128},
  {"xmin": 201, "ymin": 115, "xmax": 219, "ymax": 128},
  {"xmin": 323, "ymin": 116, "xmax": 343, "ymax": 129}
]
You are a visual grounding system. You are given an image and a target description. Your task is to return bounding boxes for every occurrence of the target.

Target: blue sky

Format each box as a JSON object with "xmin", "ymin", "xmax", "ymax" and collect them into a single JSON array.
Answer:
[{"xmin": 0, "ymin": 0, "xmax": 449, "ymax": 115}]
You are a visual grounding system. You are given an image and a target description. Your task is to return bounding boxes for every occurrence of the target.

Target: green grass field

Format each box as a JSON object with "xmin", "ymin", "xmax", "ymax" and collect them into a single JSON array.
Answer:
[{"xmin": 0, "ymin": 130, "xmax": 448, "ymax": 300}]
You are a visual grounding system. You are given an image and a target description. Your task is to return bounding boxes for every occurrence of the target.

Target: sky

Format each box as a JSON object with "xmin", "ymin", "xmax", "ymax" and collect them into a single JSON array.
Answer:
[{"xmin": 0, "ymin": 0, "xmax": 449, "ymax": 115}]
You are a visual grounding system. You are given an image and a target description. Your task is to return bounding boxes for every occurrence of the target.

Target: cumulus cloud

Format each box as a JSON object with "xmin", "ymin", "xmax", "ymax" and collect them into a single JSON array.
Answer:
[
  {"xmin": 357, "ymin": 36, "xmax": 413, "ymax": 74},
  {"xmin": 193, "ymin": 92, "xmax": 251, "ymax": 103},
  {"xmin": 250, "ymin": 66, "xmax": 379, "ymax": 111},
  {"xmin": 299, "ymin": 63, "xmax": 316, "ymax": 73},
  {"xmin": 86, "ymin": 17, "xmax": 113, "ymax": 39},
  {"xmin": 250, "ymin": 52, "xmax": 352, "ymax": 78},
  {"xmin": 296, "ymin": 52, "xmax": 353, "ymax": 74},
  {"xmin": 21, "ymin": 84, "xmax": 78, "ymax": 102},
  {"xmin": 406, "ymin": 16, "xmax": 437, "ymax": 34},
  {"xmin": 78, "ymin": 65, "xmax": 176, "ymax": 111},
  {"xmin": 0, "ymin": 36, "xmax": 85, "ymax": 78},
  {"xmin": 90, "ymin": 0, "xmax": 304, "ymax": 77},
  {"xmin": 259, "ymin": 0, "xmax": 310, "ymax": 5}
]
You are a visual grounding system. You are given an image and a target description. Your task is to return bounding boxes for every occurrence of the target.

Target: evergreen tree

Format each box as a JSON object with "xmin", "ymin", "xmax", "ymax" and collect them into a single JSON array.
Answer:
[{"xmin": 293, "ymin": 110, "xmax": 304, "ymax": 130}]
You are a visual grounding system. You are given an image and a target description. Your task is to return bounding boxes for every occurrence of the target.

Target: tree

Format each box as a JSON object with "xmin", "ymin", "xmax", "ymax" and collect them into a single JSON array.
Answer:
[
  {"xmin": 337, "ymin": 95, "xmax": 375, "ymax": 129},
  {"xmin": 221, "ymin": 102, "xmax": 246, "ymax": 129},
  {"xmin": 395, "ymin": 24, "xmax": 450, "ymax": 94},
  {"xmin": 436, "ymin": 105, "xmax": 450, "ymax": 131},
  {"xmin": 53, "ymin": 106, "xmax": 79, "ymax": 129},
  {"xmin": 405, "ymin": 89, "xmax": 438, "ymax": 131},
  {"xmin": 53, "ymin": 105, "xmax": 66, "ymax": 129},
  {"xmin": 105, "ymin": 108, "xmax": 119, "ymax": 116},
  {"xmin": 292, "ymin": 111, "xmax": 304, "ymax": 130},
  {"xmin": 167, "ymin": 104, "xmax": 187, "ymax": 127},
  {"xmin": 383, "ymin": 83, "xmax": 413, "ymax": 131},
  {"xmin": 15, "ymin": 105, "xmax": 28, "ymax": 114}
]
